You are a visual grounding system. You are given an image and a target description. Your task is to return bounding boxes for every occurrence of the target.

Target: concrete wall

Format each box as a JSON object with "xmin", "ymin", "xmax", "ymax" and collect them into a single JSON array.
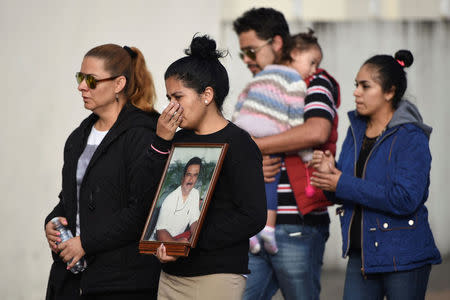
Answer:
[
  {"xmin": 222, "ymin": 0, "xmax": 450, "ymax": 22},
  {"xmin": 1, "ymin": 1, "xmax": 449, "ymax": 298}
]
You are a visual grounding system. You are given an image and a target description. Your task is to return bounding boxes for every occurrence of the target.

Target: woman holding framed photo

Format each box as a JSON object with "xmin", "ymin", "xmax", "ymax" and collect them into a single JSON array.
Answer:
[{"xmin": 146, "ymin": 35, "xmax": 267, "ymax": 300}]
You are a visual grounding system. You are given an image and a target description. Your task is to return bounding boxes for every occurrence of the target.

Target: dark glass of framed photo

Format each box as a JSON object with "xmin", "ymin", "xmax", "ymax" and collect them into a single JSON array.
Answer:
[{"xmin": 139, "ymin": 143, "xmax": 228, "ymax": 257}]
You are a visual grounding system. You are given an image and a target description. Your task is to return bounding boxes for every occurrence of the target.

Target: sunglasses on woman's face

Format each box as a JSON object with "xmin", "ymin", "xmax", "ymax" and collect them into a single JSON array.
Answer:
[
  {"xmin": 239, "ymin": 38, "xmax": 273, "ymax": 61},
  {"xmin": 75, "ymin": 72, "xmax": 120, "ymax": 89}
]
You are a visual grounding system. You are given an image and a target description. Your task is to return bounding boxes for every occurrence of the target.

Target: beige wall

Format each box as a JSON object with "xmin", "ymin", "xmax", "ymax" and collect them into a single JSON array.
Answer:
[
  {"xmin": 222, "ymin": 0, "xmax": 450, "ymax": 21},
  {"xmin": 222, "ymin": 0, "xmax": 295, "ymax": 21}
]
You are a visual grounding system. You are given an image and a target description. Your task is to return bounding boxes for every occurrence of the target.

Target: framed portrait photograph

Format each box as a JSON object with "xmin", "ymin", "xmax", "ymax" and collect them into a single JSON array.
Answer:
[{"xmin": 139, "ymin": 143, "xmax": 228, "ymax": 256}]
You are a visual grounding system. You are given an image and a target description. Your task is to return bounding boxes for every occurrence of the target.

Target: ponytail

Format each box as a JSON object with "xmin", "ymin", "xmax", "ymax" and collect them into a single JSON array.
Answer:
[{"xmin": 124, "ymin": 46, "xmax": 157, "ymax": 113}]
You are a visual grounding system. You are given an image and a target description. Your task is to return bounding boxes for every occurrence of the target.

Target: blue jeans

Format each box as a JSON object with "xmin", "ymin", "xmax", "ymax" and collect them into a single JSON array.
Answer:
[
  {"xmin": 243, "ymin": 223, "xmax": 329, "ymax": 300},
  {"xmin": 344, "ymin": 252, "xmax": 431, "ymax": 300}
]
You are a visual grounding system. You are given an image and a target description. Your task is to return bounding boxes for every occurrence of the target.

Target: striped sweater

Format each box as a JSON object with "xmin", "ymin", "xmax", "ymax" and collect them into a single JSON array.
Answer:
[{"xmin": 232, "ymin": 64, "xmax": 307, "ymax": 139}]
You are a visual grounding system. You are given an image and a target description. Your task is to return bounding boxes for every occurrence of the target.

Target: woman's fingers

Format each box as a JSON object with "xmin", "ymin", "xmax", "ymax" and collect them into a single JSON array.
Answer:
[
  {"xmin": 66, "ymin": 255, "xmax": 80, "ymax": 270},
  {"xmin": 47, "ymin": 240, "xmax": 59, "ymax": 253},
  {"xmin": 160, "ymin": 101, "xmax": 183, "ymax": 127},
  {"xmin": 58, "ymin": 243, "xmax": 75, "ymax": 265},
  {"xmin": 46, "ymin": 230, "xmax": 60, "ymax": 243},
  {"xmin": 48, "ymin": 239, "xmax": 59, "ymax": 252},
  {"xmin": 169, "ymin": 106, "xmax": 183, "ymax": 128},
  {"xmin": 310, "ymin": 168, "xmax": 340, "ymax": 192},
  {"xmin": 58, "ymin": 217, "xmax": 68, "ymax": 226},
  {"xmin": 310, "ymin": 172, "xmax": 331, "ymax": 186},
  {"xmin": 59, "ymin": 245, "xmax": 69, "ymax": 262},
  {"xmin": 157, "ymin": 102, "xmax": 184, "ymax": 140},
  {"xmin": 45, "ymin": 217, "xmax": 69, "ymax": 252},
  {"xmin": 163, "ymin": 102, "xmax": 182, "ymax": 122},
  {"xmin": 329, "ymin": 163, "xmax": 340, "ymax": 174},
  {"xmin": 161, "ymin": 102, "xmax": 176, "ymax": 121},
  {"xmin": 155, "ymin": 243, "xmax": 165, "ymax": 261},
  {"xmin": 45, "ymin": 220, "xmax": 62, "ymax": 252},
  {"xmin": 310, "ymin": 179, "xmax": 330, "ymax": 190},
  {"xmin": 155, "ymin": 244, "xmax": 178, "ymax": 263},
  {"xmin": 311, "ymin": 171, "xmax": 332, "ymax": 180}
]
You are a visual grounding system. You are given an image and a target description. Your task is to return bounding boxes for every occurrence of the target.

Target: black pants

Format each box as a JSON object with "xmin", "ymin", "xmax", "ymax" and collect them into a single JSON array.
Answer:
[
  {"xmin": 46, "ymin": 262, "xmax": 157, "ymax": 300},
  {"xmin": 82, "ymin": 291, "xmax": 156, "ymax": 300}
]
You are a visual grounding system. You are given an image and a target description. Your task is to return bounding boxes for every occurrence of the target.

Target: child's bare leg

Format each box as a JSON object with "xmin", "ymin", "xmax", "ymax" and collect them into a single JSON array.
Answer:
[{"xmin": 266, "ymin": 209, "xmax": 277, "ymax": 227}]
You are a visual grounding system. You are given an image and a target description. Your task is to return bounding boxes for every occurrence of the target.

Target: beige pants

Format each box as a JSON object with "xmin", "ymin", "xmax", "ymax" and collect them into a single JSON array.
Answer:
[{"xmin": 158, "ymin": 271, "xmax": 246, "ymax": 300}]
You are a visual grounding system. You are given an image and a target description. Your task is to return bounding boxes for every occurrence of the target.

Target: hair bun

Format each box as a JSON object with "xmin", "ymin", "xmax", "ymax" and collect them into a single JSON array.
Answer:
[
  {"xmin": 185, "ymin": 34, "xmax": 226, "ymax": 60},
  {"xmin": 394, "ymin": 50, "xmax": 414, "ymax": 68}
]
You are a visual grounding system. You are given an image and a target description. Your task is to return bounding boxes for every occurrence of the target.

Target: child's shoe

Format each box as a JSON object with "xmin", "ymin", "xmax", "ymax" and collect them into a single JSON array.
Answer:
[
  {"xmin": 260, "ymin": 226, "xmax": 278, "ymax": 255},
  {"xmin": 249, "ymin": 235, "xmax": 261, "ymax": 254}
]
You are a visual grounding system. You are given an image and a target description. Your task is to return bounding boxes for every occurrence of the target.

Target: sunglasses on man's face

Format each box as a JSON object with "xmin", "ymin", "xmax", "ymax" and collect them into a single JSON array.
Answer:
[
  {"xmin": 239, "ymin": 38, "xmax": 273, "ymax": 61},
  {"xmin": 75, "ymin": 72, "xmax": 120, "ymax": 89}
]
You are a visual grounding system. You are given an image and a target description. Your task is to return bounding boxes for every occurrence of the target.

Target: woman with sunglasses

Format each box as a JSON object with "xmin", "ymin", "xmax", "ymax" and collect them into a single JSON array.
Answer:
[
  {"xmin": 44, "ymin": 44, "xmax": 161, "ymax": 299},
  {"xmin": 147, "ymin": 35, "xmax": 266, "ymax": 300}
]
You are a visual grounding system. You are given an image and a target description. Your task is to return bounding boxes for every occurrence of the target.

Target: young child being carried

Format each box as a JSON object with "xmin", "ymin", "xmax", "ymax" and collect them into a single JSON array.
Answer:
[{"xmin": 233, "ymin": 30, "xmax": 322, "ymax": 254}]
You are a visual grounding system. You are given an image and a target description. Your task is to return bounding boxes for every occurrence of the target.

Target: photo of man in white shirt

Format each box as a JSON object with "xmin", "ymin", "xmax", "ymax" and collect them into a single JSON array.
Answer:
[{"xmin": 154, "ymin": 157, "xmax": 202, "ymax": 242}]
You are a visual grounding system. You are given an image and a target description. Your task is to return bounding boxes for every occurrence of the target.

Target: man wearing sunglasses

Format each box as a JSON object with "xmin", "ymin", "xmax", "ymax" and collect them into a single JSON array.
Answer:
[
  {"xmin": 233, "ymin": 7, "xmax": 337, "ymax": 300},
  {"xmin": 234, "ymin": 9, "xmax": 288, "ymax": 75}
]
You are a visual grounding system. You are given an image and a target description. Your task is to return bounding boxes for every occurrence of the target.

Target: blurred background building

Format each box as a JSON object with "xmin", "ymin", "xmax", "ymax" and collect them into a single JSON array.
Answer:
[{"xmin": 1, "ymin": 0, "xmax": 448, "ymax": 299}]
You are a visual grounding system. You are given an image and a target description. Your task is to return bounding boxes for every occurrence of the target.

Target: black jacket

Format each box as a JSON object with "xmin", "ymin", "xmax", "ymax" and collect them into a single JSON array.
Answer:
[{"xmin": 45, "ymin": 104, "xmax": 162, "ymax": 296}]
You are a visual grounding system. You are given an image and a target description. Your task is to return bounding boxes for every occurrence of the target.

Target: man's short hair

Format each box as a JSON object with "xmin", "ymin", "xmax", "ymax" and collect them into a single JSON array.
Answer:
[
  {"xmin": 183, "ymin": 157, "xmax": 202, "ymax": 176},
  {"xmin": 233, "ymin": 7, "xmax": 290, "ymax": 44}
]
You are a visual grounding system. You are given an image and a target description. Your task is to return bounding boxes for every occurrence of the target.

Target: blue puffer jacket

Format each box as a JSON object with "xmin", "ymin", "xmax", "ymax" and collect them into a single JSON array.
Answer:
[{"xmin": 331, "ymin": 100, "xmax": 441, "ymax": 274}]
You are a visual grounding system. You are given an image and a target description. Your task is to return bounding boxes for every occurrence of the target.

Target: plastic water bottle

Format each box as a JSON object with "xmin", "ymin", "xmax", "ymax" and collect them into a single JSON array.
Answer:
[{"xmin": 51, "ymin": 217, "xmax": 86, "ymax": 274}]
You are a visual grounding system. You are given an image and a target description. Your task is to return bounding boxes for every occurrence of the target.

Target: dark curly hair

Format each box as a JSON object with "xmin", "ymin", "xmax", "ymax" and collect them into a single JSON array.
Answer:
[
  {"xmin": 233, "ymin": 7, "xmax": 290, "ymax": 62},
  {"xmin": 233, "ymin": 7, "xmax": 290, "ymax": 41}
]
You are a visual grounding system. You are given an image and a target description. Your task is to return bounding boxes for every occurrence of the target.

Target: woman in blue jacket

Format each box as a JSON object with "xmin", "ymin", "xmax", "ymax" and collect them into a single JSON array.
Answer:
[{"xmin": 310, "ymin": 49, "xmax": 441, "ymax": 300}]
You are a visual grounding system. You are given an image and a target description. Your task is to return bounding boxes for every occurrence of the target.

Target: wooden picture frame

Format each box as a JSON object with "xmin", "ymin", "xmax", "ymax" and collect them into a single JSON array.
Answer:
[{"xmin": 139, "ymin": 143, "xmax": 228, "ymax": 256}]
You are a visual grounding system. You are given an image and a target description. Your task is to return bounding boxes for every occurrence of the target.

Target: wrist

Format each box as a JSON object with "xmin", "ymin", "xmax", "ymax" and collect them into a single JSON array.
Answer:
[
  {"xmin": 254, "ymin": 137, "xmax": 267, "ymax": 154},
  {"xmin": 153, "ymin": 135, "xmax": 172, "ymax": 153}
]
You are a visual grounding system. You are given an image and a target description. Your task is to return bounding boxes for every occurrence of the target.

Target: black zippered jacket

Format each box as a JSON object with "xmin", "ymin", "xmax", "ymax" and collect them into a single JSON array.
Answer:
[{"xmin": 45, "ymin": 104, "xmax": 163, "ymax": 296}]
